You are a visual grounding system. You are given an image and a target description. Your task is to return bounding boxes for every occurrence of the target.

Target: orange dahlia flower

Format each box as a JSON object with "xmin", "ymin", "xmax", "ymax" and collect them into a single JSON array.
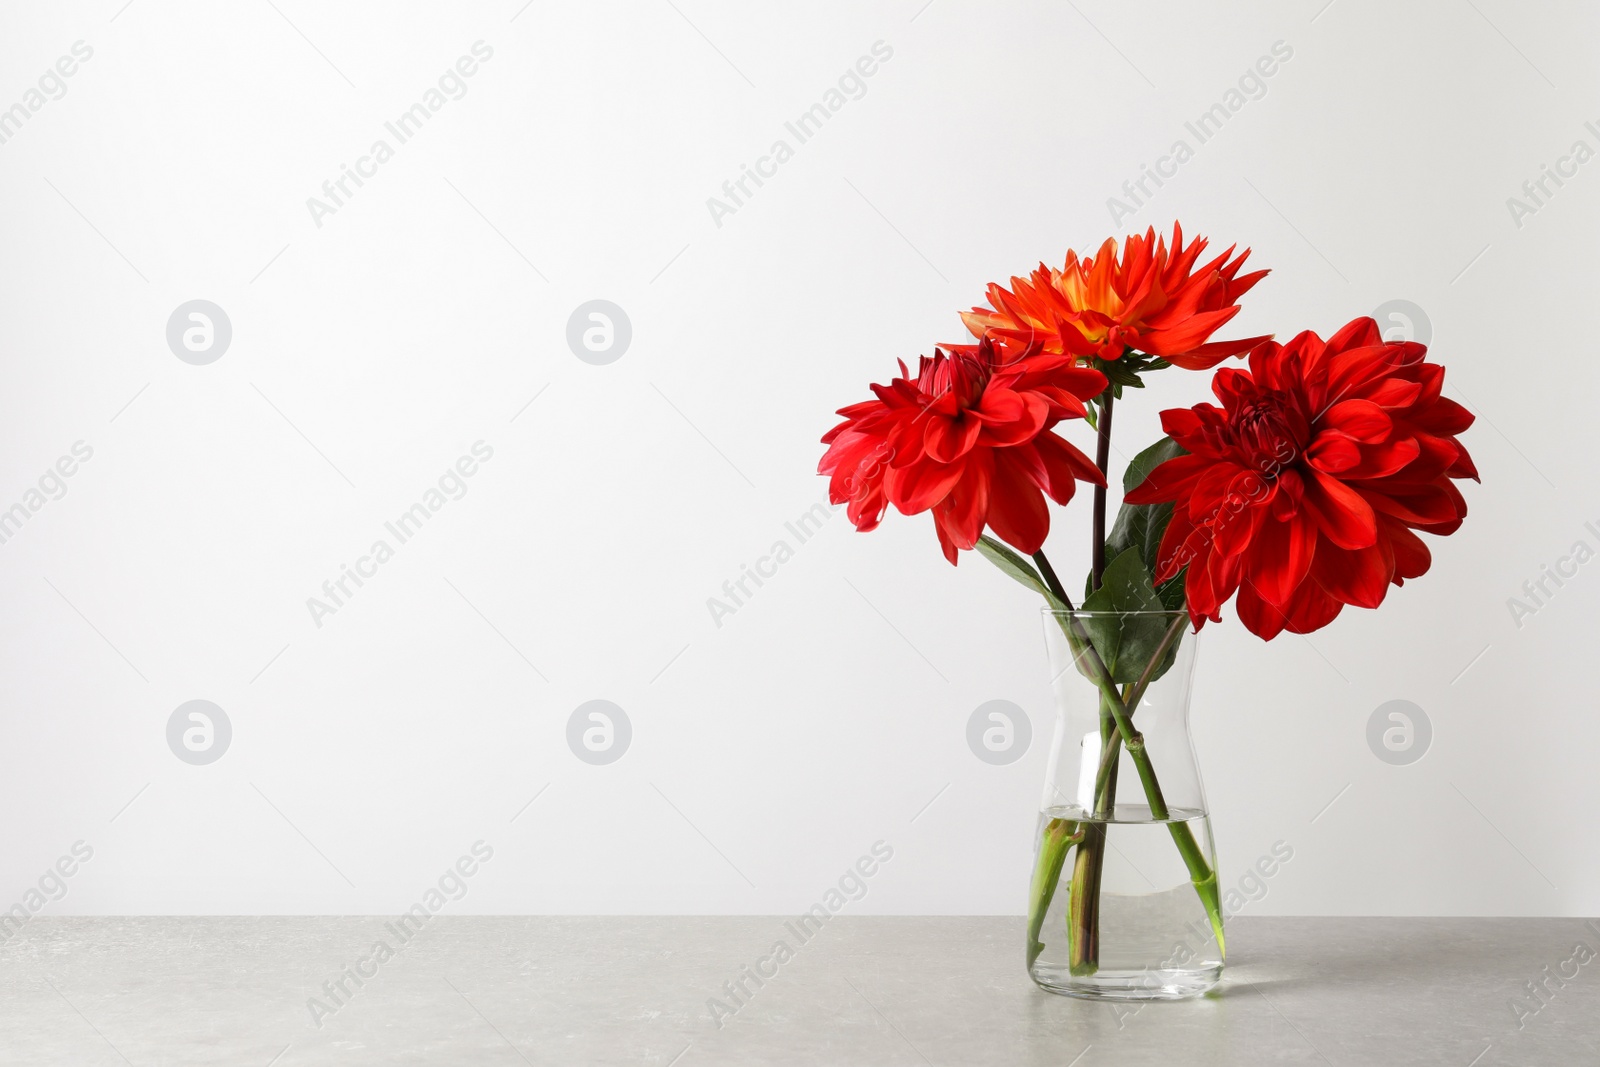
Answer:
[{"xmin": 960, "ymin": 223, "xmax": 1270, "ymax": 370}]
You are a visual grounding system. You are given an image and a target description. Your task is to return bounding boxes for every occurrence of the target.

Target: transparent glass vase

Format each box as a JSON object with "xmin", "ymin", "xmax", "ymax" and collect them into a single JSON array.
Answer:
[{"xmin": 1026, "ymin": 608, "xmax": 1224, "ymax": 1000}]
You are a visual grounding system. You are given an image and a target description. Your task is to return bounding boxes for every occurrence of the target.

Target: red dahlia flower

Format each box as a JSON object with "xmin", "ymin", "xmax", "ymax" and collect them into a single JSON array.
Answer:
[
  {"xmin": 1125, "ymin": 317, "xmax": 1478, "ymax": 639},
  {"xmin": 820, "ymin": 337, "xmax": 1107, "ymax": 563},
  {"xmin": 960, "ymin": 223, "xmax": 1270, "ymax": 369}
]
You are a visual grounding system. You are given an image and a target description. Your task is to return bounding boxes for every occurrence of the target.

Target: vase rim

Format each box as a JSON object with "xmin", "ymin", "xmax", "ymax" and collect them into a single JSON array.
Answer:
[{"xmin": 1040, "ymin": 607, "xmax": 1189, "ymax": 618}]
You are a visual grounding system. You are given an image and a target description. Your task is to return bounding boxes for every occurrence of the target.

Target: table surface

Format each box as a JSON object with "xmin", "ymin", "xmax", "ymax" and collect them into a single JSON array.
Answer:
[{"xmin": 1, "ymin": 917, "xmax": 1595, "ymax": 1066}]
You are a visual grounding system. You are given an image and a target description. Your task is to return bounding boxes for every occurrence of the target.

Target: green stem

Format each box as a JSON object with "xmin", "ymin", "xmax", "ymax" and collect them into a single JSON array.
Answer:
[
  {"xmin": 1032, "ymin": 551, "xmax": 1070, "ymax": 606},
  {"xmin": 1067, "ymin": 821, "xmax": 1107, "ymax": 973},
  {"xmin": 1090, "ymin": 700, "xmax": 1123, "ymax": 820},
  {"xmin": 1091, "ymin": 389, "xmax": 1114, "ymax": 590},
  {"xmin": 1026, "ymin": 817, "xmax": 1080, "ymax": 971},
  {"xmin": 1068, "ymin": 689, "xmax": 1121, "ymax": 974}
]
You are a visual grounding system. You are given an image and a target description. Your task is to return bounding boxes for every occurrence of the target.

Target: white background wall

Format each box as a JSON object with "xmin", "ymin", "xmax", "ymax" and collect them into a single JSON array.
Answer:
[{"xmin": 1, "ymin": 0, "xmax": 1595, "ymax": 917}]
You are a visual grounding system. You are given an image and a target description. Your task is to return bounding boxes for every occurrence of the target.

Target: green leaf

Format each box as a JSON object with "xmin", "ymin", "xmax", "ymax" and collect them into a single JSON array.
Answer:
[
  {"xmin": 1082, "ymin": 547, "xmax": 1163, "ymax": 617},
  {"xmin": 1105, "ymin": 435, "xmax": 1189, "ymax": 616},
  {"xmin": 1106, "ymin": 501, "xmax": 1172, "ymax": 579},
  {"xmin": 1089, "ymin": 349, "xmax": 1174, "ymax": 399},
  {"xmin": 976, "ymin": 535, "xmax": 1067, "ymax": 610},
  {"xmin": 1078, "ymin": 548, "xmax": 1172, "ymax": 684}
]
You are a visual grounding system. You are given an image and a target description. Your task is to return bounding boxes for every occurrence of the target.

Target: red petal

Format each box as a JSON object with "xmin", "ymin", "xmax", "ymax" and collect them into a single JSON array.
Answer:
[
  {"xmin": 923, "ymin": 415, "xmax": 981, "ymax": 464},
  {"xmin": 1159, "ymin": 408, "xmax": 1205, "ymax": 440},
  {"xmin": 932, "ymin": 454, "xmax": 991, "ymax": 553},
  {"xmin": 1235, "ymin": 582, "xmax": 1290, "ymax": 640},
  {"xmin": 1306, "ymin": 432, "xmax": 1361, "ymax": 474},
  {"xmin": 985, "ymin": 452, "xmax": 1051, "ymax": 554},
  {"xmin": 1034, "ymin": 433, "xmax": 1105, "ymax": 503},
  {"xmin": 1125, "ymin": 453, "xmax": 1211, "ymax": 504},
  {"xmin": 977, "ymin": 391, "xmax": 1050, "ymax": 446},
  {"xmin": 1412, "ymin": 396, "xmax": 1474, "ymax": 436},
  {"xmin": 1325, "ymin": 316, "xmax": 1383, "ymax": 351},
  {"xmin": 1300, "ymin": 469, "xmax": 1378, "ymax": 549},
  {"xmin": 1247, "ymin": 514, "xmax": 1317, "ymax": 607},
  {"xmin": 887, "ymin": 458, "xmax": 964, "ymax": 515},
  {"xmin": 1344, "ymin": 437, "xmax": 1420, "ymax": 479},
  {"xmin": 1321, "ymin": 400, "xmax": 1392, "ymax": 444},
  {"xmin": 1312, "ymin": 541, "xmax": 1391, "ymax": 610}
]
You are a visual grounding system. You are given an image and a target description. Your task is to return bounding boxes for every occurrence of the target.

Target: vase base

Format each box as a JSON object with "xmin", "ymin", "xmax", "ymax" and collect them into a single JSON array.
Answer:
[{"xmin": 1030, "ymin": 964, "xmax": 1221, "ymax": 1001}]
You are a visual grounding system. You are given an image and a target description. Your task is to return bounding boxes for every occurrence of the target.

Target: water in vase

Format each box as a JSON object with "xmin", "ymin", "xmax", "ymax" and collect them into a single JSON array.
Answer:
[{"xmin": 1027, "ymin": 802, "xmax": 1223, "ymax": 999}]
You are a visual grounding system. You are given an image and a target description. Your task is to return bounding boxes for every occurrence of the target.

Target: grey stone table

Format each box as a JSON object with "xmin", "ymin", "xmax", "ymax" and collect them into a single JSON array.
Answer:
[{"xmin": 0, "ymin": 917, "xmax": 1594, "ymax": 1065}]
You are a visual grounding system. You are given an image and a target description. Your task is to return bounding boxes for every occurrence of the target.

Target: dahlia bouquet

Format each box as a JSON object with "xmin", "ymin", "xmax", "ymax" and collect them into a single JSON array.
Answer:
[{"xmin": 819, "ymin": 224, "xmax": 1477, "ymax": 997}]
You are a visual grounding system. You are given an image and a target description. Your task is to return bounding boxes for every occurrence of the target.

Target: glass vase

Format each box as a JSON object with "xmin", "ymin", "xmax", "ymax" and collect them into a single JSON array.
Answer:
[{"xmin": 1026, "ymin": 608, "xmax": 1224, "ymax": 1000}]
